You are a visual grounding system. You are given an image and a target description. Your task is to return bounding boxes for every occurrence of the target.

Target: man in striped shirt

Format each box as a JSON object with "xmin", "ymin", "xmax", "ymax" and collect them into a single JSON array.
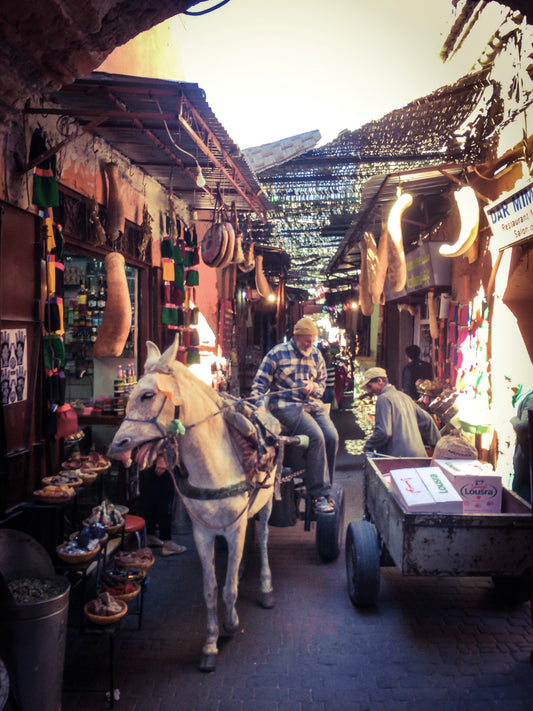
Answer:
[
  {"xmin": 320, "ymin": 348, "xmax": 336, "ymax": 405},
  {"xmin": 250, "ymin": 318, "xmax": 338, "ymax": 514}
]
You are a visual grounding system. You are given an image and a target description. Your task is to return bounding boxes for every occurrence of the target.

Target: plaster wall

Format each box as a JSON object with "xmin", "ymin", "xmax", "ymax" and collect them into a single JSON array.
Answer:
[
  {"xmin": 97, "ymin": 19, "xmax": 187, "ymax": 82},
  {"xmin": 0, "ymin": 109, "xmax": 219, "ymax": 337}
]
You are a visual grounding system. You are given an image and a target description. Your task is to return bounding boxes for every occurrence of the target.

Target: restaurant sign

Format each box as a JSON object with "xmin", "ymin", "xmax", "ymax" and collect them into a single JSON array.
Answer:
[{"xmin": 484, "ymin": 178, "xmax": 533, "ymax": 250}]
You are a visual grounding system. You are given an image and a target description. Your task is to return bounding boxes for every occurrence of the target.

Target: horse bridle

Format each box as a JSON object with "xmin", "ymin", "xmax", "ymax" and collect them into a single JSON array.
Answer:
[{"xmin": 121, "ymin": 393, "xmax": 172, "ymax": 439}]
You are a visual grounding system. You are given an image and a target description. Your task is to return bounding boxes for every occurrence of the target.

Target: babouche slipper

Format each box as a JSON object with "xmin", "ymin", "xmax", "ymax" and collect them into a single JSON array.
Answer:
[{"xmin": 161, "ymin": 541, "xmax": 187, "ymax": 556}]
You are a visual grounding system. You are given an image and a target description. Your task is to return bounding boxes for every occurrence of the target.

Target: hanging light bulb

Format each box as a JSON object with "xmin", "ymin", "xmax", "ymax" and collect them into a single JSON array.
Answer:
[{"xmin": 196, "ymin": 164, "xmax": 206, "ymax": 188}]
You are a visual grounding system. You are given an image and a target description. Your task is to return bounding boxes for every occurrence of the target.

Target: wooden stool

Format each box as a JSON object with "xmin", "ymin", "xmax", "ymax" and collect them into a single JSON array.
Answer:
[{"xmin": 122, "ymin": 514, "xmax": 146, "ymax": 549}]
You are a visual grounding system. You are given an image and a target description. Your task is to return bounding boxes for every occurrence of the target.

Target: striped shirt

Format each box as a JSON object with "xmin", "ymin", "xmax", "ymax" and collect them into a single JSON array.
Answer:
[{"xmin": 250, "ymin": 338, "xmax": 326, "ymax": 410}]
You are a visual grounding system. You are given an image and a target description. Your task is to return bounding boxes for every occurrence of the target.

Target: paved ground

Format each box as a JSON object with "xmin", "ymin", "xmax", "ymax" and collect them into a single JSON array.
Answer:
[{"xmin": 61, "ymin": 405, "xmax": 533, "ymax": 711}]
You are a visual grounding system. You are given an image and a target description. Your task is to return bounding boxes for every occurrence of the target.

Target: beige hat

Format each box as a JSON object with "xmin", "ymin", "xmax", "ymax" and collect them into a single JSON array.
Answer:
[
  {"xmin": 293, "ymin": 317, "xmax": 318, "ymax": 337},
  {"xmin": 362, "ymin": 367, "xmax": 388, "ymax": 388}
]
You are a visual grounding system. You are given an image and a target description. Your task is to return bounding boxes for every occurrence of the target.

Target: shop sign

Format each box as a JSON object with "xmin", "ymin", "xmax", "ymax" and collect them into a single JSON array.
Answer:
[
  {"xmin": 384, "ymin": 242, "xmax": 451, "ymax": 300},
  {"xmin": 484, "ymin": 178, "xmax": 533, "ymax": 250}
]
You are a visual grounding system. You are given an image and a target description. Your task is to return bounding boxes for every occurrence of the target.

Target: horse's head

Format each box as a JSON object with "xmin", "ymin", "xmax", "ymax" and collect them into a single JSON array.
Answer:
[{"xmin": 109, "ymin": 337, "xmax": 183, "ymax": 471}]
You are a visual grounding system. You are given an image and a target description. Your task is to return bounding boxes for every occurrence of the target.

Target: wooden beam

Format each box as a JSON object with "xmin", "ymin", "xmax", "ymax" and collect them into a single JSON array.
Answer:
[
  {"xmin": 177, "ymin": 95, "xmax": 267, "ymax": 222},
  {"xmin": 23, "ymin": 115, "xmax": 108, "ymax": 172}
]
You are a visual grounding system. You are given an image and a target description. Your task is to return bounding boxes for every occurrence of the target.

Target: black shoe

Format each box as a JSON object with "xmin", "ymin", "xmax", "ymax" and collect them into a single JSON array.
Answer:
[{"xmin": 313, "ymin": 496, "xmax": 335, "ymax": 514}]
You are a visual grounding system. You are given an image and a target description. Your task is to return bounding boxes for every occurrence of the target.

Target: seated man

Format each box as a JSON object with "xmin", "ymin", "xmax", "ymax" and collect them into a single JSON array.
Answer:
[
  {"xmin": 363, "ymin": 367, "xmax": 440, "ymax": 457},
  {"xmin": 250, "ymin": 317, "xmax": 339, "ymax": 514}
]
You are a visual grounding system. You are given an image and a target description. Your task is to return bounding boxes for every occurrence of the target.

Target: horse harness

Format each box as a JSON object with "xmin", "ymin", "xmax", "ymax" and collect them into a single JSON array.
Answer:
[{"xmin": 134, "ymin": 391, "xmax": 282, "ymax": 531}]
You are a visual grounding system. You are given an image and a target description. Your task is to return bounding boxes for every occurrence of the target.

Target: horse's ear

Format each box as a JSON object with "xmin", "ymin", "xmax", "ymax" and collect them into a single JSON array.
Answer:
[
  {"xmin": 155, "ymin": 372, "xmax": 182, "ymax": 406},
  {"xmin": 144, "ymin": 341, "xmax": 161, "ymax": 373},
  {"xmin": 156, "ymin": 334, "xmax": 180, "ymax": 374}
]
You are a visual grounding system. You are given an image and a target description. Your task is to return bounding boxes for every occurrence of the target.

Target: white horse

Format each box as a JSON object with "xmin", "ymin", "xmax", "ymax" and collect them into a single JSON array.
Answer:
[{"xmin": 108, "ymin": 337, "xmax": 276, "ymax": 671}]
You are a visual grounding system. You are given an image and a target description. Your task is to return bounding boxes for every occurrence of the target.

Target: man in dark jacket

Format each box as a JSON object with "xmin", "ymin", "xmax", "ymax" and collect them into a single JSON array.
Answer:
[
  {"xmin": 402, "ymin": 345, "xmax": 434, "ymax": 400},
  {"xmin": 508, "ymin": 380, "xmax": 533, "ymax": 503},
  {"xmin": 363, "ymin": 367, "xmax": 440, "ymax": 457}
]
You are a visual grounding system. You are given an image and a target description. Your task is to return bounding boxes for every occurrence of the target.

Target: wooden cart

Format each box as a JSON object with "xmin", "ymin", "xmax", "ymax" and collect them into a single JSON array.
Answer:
[{"xmin": 345, "ymin": 456, "xmax": 533, "ymax": 606}]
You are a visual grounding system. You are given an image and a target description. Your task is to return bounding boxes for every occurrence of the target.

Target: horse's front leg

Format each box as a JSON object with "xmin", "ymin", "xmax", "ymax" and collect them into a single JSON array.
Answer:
[
  {"xmin": 256, "ymin": 495, "xmax": 275, "ymax": 609},
  {"xmin": 192, "ymin": 526, "xmax": 219, "ymax": 672},
  {"xmin": 221, "ymin": 523, "xmax": 246, "ymax": 635}
]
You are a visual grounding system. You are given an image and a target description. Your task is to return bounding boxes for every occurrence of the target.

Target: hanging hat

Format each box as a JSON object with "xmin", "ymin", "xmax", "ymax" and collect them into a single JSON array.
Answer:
[
  {"xmin": 361, "ymin": 367, "xmax": 388, "ymax": 388},
  {"xmin": 293, "ymin": 318, "xmax": 318, "ymax": 337}
]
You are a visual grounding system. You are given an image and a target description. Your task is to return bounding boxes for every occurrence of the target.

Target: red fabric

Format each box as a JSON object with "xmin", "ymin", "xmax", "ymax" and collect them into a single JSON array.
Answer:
[{"xmin": 334, "ymin": 364, "xmax": 348, "ymax": 407}]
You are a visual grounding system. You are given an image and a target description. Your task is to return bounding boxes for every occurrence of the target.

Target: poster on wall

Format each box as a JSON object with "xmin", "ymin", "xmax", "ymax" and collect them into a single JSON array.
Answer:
[{"xmin": 1, "ymin": 328, "xmax": 28, "ymax": 405}]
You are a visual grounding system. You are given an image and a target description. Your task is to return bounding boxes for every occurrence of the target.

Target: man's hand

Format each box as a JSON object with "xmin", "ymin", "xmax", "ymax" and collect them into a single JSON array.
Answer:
[{"xmin": 301, "ymin": 379, "xmax": 314, "ymax": 396}]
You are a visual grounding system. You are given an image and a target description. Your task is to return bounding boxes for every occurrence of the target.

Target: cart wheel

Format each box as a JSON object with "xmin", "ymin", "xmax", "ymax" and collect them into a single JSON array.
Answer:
[
  {"xmin": 345, "ymin": 520, "xmax": 380, "ymax": 607},
  {"xmin": 492, "ymin": 571, "xmax": 533, "ymax": 605},
  {"xmin": 315, "ymin": 485, "xmax": 345, "ymax": 562}
]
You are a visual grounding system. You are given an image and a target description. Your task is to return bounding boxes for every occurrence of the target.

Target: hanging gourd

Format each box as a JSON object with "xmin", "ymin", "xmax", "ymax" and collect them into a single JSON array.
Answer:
[
  {"xmin": 371, "ymin": 220, "xmax": 389, "ymax": 305},
  {"xmin": 358, "ymin": 235, "xmax": 374, "ymax": 316},
  {"xmin": 364, "ymin": 230, "xmax": 379, "ymax": 304},
  {"xmin": 439, "ymin": 186, "xmax": 479, "ymax": 259},
  {"xmin": 104, "ymin": 163, "xmax": 125, "ymax": 242},
  {"xmin": 93, "ymin": 252, "xmax": 132, "ymax": 357},
  {"xmin": 387, "ymin": 191, "xmax": 412, "ymax": 292},
  {"xmin": 427, "ymin": 290, "xmax": 439, "ymax": 341},
  {"xmin": 254, "ymin": 253, "xmax": 273, "ymax": 299}
]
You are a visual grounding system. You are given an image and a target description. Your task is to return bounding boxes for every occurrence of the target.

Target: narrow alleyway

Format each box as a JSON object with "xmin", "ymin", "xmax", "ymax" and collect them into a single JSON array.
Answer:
[{"xmin": 61, "ymin": 403, "xmax": 533, "ymax": 711}]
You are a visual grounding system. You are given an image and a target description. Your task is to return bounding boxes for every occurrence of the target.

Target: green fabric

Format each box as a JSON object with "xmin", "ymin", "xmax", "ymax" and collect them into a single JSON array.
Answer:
[
  {"xmin": 167, "ymin": 418, "xmax": 186, "ymax": 436},
  {"xmin": 32, "ymin": 155, "xmax": 59, "ymax": 208},
  {"xmin": 161, "ymin": 238, "xmax": 173, "ymax": 259},
  {"xmin": 43, "ymin": 334, "xmax": 65, "ymax": 369},
  {"xmin": 185, "ymin": 348, "xmax": 200, "ymax": 365},
  {"xmin": 183, "ymin": 249, "xmax": 194, "ymax": 267},
  {"xmin": 186, "ymin": 269, "xmax": 199, "ymax": 286},
  {"xmin": 162, "ymin": 306, "xmax": 179, "ymax": 326}
]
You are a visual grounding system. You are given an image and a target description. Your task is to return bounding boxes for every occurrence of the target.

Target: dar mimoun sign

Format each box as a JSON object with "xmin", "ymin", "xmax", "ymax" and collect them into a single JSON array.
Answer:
[{"xmin": 484, "ymin": 178, "xmax": 533, "ymax": 250}]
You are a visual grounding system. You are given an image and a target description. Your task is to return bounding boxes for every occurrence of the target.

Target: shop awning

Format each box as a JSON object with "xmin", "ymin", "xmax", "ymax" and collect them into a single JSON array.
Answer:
[
  {"xmin": 327, "ymin": 162, "xmax": 466, "ymax": 278},
  {"xmin": 24, "ymin": 72, "xmax": 269, "ymax": 222}
]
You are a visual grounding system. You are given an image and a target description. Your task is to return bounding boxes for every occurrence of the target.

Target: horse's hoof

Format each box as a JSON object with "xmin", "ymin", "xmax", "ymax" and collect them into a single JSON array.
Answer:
[
  {"xmin": 260, "ymin": 591, "xmax": 275, "ymax": 609},
  {"xmin": 198, "ymin": 653, "xmax": 217, "ymax": 672}
]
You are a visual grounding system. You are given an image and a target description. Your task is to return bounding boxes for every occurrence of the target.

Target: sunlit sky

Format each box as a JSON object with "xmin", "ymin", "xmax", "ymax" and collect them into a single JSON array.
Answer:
[{"xmin": 176, "ymin": 0, "xmax": 475, "ymax": 149}]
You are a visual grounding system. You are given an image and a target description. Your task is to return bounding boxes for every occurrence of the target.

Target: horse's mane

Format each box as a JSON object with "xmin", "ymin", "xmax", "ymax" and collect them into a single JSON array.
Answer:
[{"xmin": 173, "ymin": 360, "xmax": 223, "ymax": 407}]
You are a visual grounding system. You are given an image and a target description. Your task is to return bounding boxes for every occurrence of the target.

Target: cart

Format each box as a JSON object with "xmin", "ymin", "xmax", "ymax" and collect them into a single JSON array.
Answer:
[
  {"xmin": 345, "ymin": 456, "xmax": 533, "ymax": 606},
  {"xmin": 269, "ymin": 435, "xmax": 345, "ymax": 562}
]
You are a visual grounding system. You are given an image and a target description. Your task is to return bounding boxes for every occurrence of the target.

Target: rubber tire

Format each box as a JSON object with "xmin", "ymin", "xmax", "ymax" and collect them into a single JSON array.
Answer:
[
  {"xmin": 315, "ymin": 485, "xmax": 345, "ymax": 562},
  {"xmin": 345, "ymin": 520, "xmax": 380, "ymax": 607}
]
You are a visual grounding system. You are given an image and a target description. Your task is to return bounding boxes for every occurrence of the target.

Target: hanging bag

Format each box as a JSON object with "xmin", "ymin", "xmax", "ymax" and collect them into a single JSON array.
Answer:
[{"xmin": 54, "ymin": 403, "xmax": 78, "ymax": 440}]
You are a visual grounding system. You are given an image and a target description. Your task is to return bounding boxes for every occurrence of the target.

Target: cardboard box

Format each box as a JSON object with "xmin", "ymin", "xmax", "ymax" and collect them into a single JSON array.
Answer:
[
  {"xmin": 417, "ymin": 467, "xmax": 463, "ymax": 513},
  {"xmin": 389, "ymin": 467, "xmax": 462, "ymax": 513},
  {"xmin": 390, "ymin": 468, "xmax": 435, "ymax": 512},
  {"xmin": 434, "ymin": 459, "xmax": 502, "ymax": 513}
]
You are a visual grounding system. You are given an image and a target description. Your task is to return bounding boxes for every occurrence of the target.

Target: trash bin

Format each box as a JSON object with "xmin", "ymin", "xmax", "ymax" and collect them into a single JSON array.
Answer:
[{"xmin": 0, "ymin": 529, "xmax": 70, "ymax": 711}]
